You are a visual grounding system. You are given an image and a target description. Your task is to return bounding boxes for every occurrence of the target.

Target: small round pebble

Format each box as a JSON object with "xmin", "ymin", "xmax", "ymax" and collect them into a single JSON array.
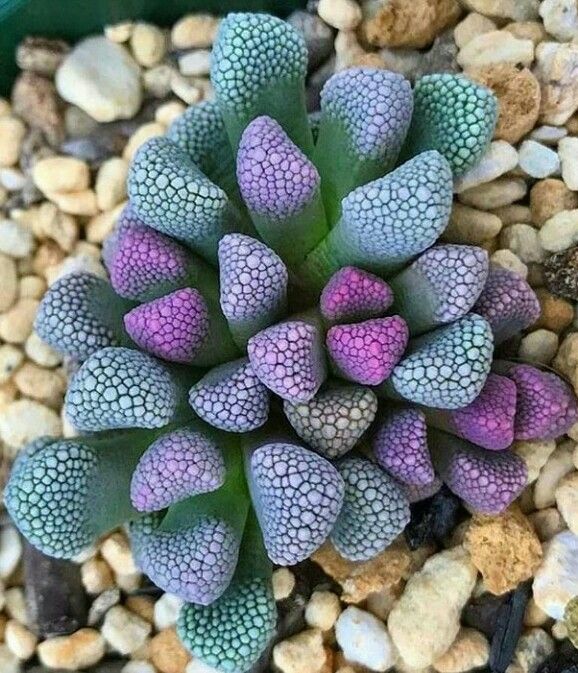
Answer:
[
  {"xmin": 336, "ymin": 606, "xmax": 397, "ymax": 672},
  {"xmin": 305, "ymin": 591, "xmax": 341, "ymax": 631},
  {"xmin": 272, "ymin": 568, "xmax": 296, "ymax": 601}
]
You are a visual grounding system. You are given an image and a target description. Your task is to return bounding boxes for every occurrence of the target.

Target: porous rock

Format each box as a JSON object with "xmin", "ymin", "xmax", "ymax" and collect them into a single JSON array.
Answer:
[
  {"xmin": 433, "ymin": 627, "xmax": 489, "ymax": 673},
  {"xmin": 466, "ymin": 64, "xmax": 540, "ymax": 144},
  {"xmin": 464, "ymin": 508, "xmax": 542, "ymax": 595},
  {"xmin": 535, "ymin": 42, "xmax": 578, "ymax": 125}
]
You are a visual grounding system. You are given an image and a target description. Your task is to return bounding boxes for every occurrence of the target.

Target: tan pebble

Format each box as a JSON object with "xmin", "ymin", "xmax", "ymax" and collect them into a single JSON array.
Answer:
[
  {"xmin": 0, "ymin": 253, "xmax": 18, "ymax": 312},
  {"xmin": 169, "ymin": 73, "xmax": 203, "ymax": 106},
  {"xmin": 490, "ymin": 249, "xmax": 528, "ymax": 278},
  {"xmin": 433, "ymin": 627, "xmax": 489, "ymax": 673},
  {"xmin": 0, "ymin": 345, "xmax": 24, "ymax": 385},
  {"xmin": 0, "ymin": 117, "xmax": 26, "ymax": 168},
  {"xmin": 458, "ymin": 178, "xmax": 527, "ymax": 210},
  {"xmin": 534, "ymin": 288, "xmax": 574, "ymax": 332},
  {"xmin": 5, "ymin": 620, "xmax": 37, "ymax": 660},
  {"xmin": 104, "ymin": 22, "xmax": 134, "ymax": 42},
  {"xmin": 530, "ymin": 179, "xmax": 578, "ymax": 228},
  {"xmin": 0, "ymin": 185, "xmax": 8, "ymax": 207},
  {"xmin": 466, "ymin": 64, "xmax": 540, "ymax": 144},
  {"xmin": 388, "ymin": 547, "xmax": 477, "ymax": 669},
  {"xmin": 19, "ymin": 275, "xmax": 46, "ymax": 300},
  {"xmin": 86, "ymin": 203, "xmax": 125, "ymax": 244},
  {"xmin": 318, "ymin": 0, "xmax": 362, "ymax": 31},
  {"xmin": 123, "ymin": 122, "xmax": 165, "ymax": 161},
  {"xmin": 525, "ymin": 597, "xmax": 551, "ymax": 627},
  {"xmin": 130, "ymin": 23, "xmax": 167, "ymax": 67},
  {"xmin": 555, "ymin": 472, "xmax": 578, "ymax": 536},
  {"xmin": 0, "ymin": 381, "xmax": 18, "ymax": 410},
  {"xmin": 73, "ymin": 241, "xmax": 102, "ymax": 259},
  {"xmin": 38, "ymin": 628, "xmax": 105, "ymax": 670},
  {"xmin": 0, "ymin": 298, "xmax": 39, "ymax": 344},
  {"xmin": 566, "ymin": 114, "xmax": 578, "ymax": 134},
  {"xmin": 125, "ymin": 595, "xmax": 156, "ymax": 624},
  {"xmin": 102, "ymin": 606, "xmax": 151, "ymax": 655},
  {"xmin": 312, "ymin": 540, "xmax": 411, "ymax": 603},
  {"xmin": 48, "ymin": 190, "xmax": 99, "ymax": 217},
  {"xmin": 305, "ymin": 591, "xmax": 341, "ymax": 631},
  {"xmin": 513, "ymin": 628, "xmax": 555, "ymax": 673},
  {"xmin": 0, "ymin": 97, "xmax": 11, "ymax": 115},
  {"xmin": 143, "ymin": 63, "xmax": 175, "ymax": 98},
  {"xmin": 513, "ymin": 439, "xmax": 556, "ymax": 484},
  {"xmin": 464, "ymin": 507, "xmax": 542, "ymax": 595},
  {"xmin": 273, "ymin": 629, "xmax": 326, "ymax": 673},
  {"xmin": 32, "ymin": 156, "xmax": 89, "ymax": 194},
  {"xmin": 31, "ymin": 202, "xmax": 79, "ymax": 252},
  {"xmin": 115, "ymin": 571, "xmax": 142, "ymax": 593},
  {"xmin": 552, "ymin": 620, "xmax": 569, "ymax": 640},
  {"xmin": 25, "ymin": 331, "xmax": 62, "ymax": 367},
  {"xmin": 360, "ymin": 0, "xmax": 460, "ymax": 49},
  {"xmin": 457, "ymin": 31, "xmax": 534, "ymax": 69},
  {"xmin": 4, "ymin": 587, "xmax": 27, "ymax": 624},
  {"xmin": 518, "ymin": 328, "xmax": 558, "ymax": 364},
  {"xmin": 503, "ymin": 20, "xmax": 547, "ymax": 45},
  {"xmin": 81, "ymin": 557, "xmax": 115, "ymax": 595},
  {"xmin": 500, "ymin": 224, "xmax": 545, "ymax": 264},
  {"xmin": 171, "ymin": 14, "xmax": 220, "ymax": 50},
  {"xmin": 149, "ymin": 628, "xmax": 191, "ymax": 673},
  {"xmin": 491, "ymin": 205, "xmax": 532, "ymax": 225},
  {"xmin": 365, "ymin": 583, "xmax": 404, "ymax": 621},
  {"xmin": 0, "ymin": 399, "xmax": 61, "ymax": 453},
  {"xmin": 272, "ymin": 567, "xmax": 295, "ymax": 601},
  {"xmin": 95, "ymin": 158, "xmax": 128, "ymax": 211},
  {"xmin": 0, "ymin": 644, "xmax": 21, "ymax": 673},
  {"xmin": 155, "ymin": 101, "xmax": 186, "ymax": 126},
  {"xmin": 454, "ymin": 13, "xmax": 497, "ymax": 49},
  {"xmin": 101, "ymin": 532, "xmax": 138, "ymax": 575},
  {"xmin": 445, "ymin": 204, "xmax": 502, "ymax": 245},
  {"xmin": 13, "ymin": 362, "xmax": 65, "ymax": 406},
  {"xmin": 534, "ymin": 441, "xmax": 575, "ymax": 510}
]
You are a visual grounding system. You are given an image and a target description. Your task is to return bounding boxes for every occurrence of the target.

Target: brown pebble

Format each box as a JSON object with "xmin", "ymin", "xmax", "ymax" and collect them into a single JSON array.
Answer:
[
  {"xmin": 311, "ymin": 540, "xmax": 411, "ymax": 603},
  {"xmin": 125, "ymin": 595, "xmax": 155, "ymax": 624},
  {"xmin": 149, "ymin": 628, "xmax": 191, "ymax": 673},
  {"xmin": 466, "ymin": 64, "xmax": 541, "ymax": 144},
  {"xmin": 11, "ymin": 72, "xmax": 65, "ymax": 146},
  {"xmin": 464, "ymin": 507, "xmax": 542, "ymax": 595},
  {"xmin": 530, "ymin": 179, "xmax": 578, "ymax": 228},
  {"xmin": 360, "ymin": 0, "xmax": 461, "ymax": 49},
  {"xmin": 534, "ymin": 288, "xmax": 574, "ymax": 332},
  {"xmin": 32, "ymin": 241, "xmax": 66, "ymax": 278},
  {"xmin": 16, "ymin": 36, "xmax": 69, "ymax": 76}
]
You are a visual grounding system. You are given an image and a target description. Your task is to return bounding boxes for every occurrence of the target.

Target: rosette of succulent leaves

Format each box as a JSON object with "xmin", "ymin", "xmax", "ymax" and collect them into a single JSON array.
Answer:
[{"xmin": 6, "ymin": 12, "xmax": 577, "ymax": 673}]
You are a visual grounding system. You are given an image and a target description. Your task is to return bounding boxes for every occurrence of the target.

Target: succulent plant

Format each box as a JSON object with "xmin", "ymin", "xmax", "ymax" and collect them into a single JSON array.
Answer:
[{"xmin": 6, "ymin": 12, "xmax": 578, "ymax": 673}]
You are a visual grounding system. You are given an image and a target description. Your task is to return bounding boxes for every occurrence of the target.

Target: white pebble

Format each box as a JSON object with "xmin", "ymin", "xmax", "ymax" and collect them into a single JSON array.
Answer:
[
  {"xmin": 490, "ymin": 249, "xmax": 528, "ymax": 278},
  {"xmin": 500, "ymin": 224, "xmax": 545, "ymax": 263},
  {"xmin": 178, "ymin": 50, "xmax": 211, "ymax": 76},
  {"xmin": 0, "ymin": 526, "xmax": 22, "ymax": 580},
  {"xmin": 0, "ymin": 220, "xmax": 34, "ymax": 259},
  {"xmin": 558, "ymin": 137, "xmax": 578, "ymax": 191},
  {"xmin": 540, "ymin": 0, "xmax": 578, "ymax": 41},
  {"xmin": 540, "ymin": 210, "xmax": 578, "ymax": 253},
  {"xmin": 56, "ymin": 36, "xmax": 142, "ymax": 122},
  {"xmin": 0, "ymin": 399, "xmax": 62, "ymax": 454},
  {"xmin": 454, "ymin": 141, "xmax": 518, "ymax": 192},
  {"xmin": 518, "ymin": 140, "xmax": 560, "ymax": 178},
  {"xmin": 0, "ymin": 168, "xmax": 26, "ymax": 192},
  {"xmin": 530, "ymin": 125, "xmax": 568, "ymax": 145},
  {"xmin": 336, "ymin": 606, "xmax": 397, "ymax": 672},
  {"xmin": 153, "ymin": 593, "xmax": 184, "ymax": 630},
  {"xmin": 533, "ymin": 531, "xmax": 578, "ymax": 619}
]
